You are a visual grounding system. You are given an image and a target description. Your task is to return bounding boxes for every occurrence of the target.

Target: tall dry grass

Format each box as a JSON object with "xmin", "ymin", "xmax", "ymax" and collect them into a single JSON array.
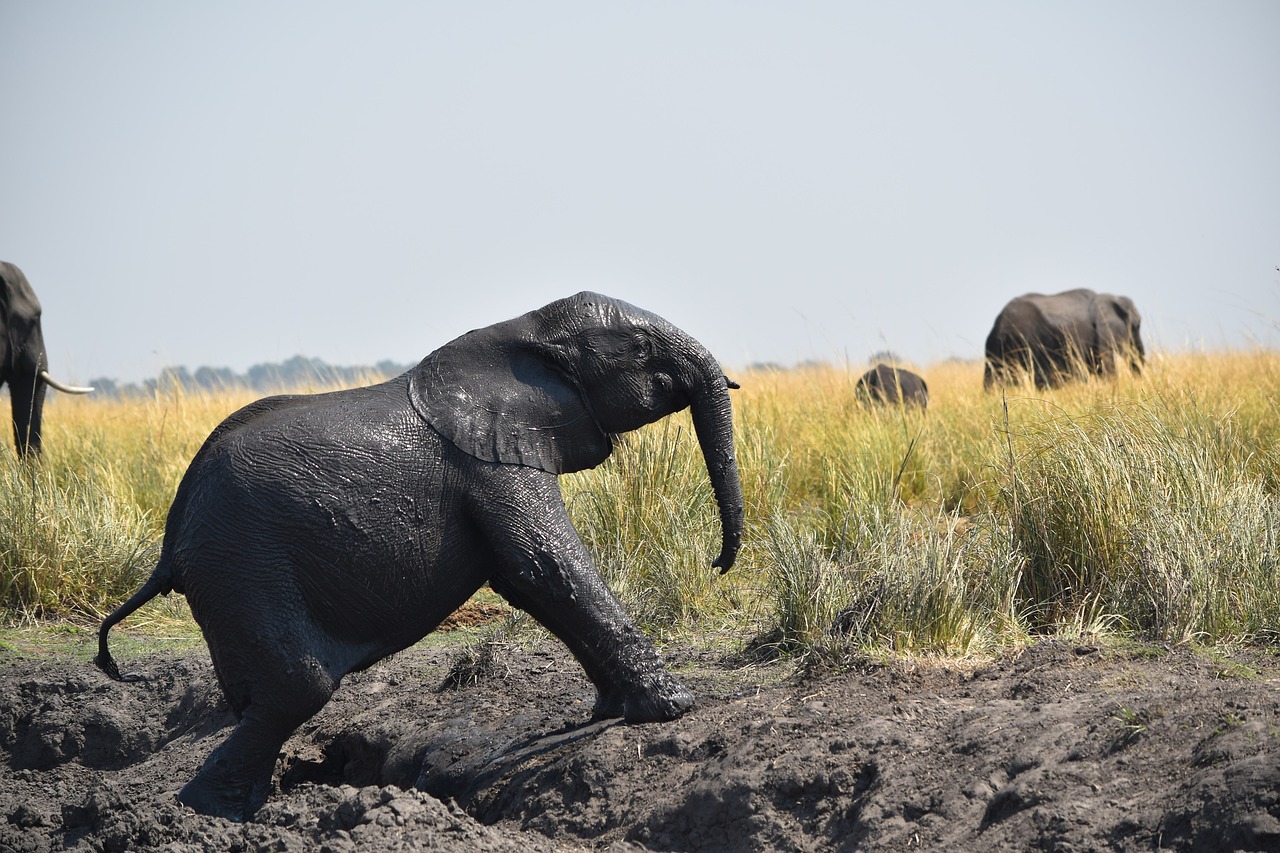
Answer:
[
  {"xmin": 0, "ymin": 385, "xmax": 258, "ymax": 622},
  {"xmin": 3, "ymin": 350, "xmax": 1279, "ymax": 657}
]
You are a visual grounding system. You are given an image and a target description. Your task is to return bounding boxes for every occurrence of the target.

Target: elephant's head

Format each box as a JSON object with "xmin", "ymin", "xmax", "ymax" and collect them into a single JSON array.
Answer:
[
  {"xmin": 1095, "ymin": 293, "xmax": 1145, "ymax": 374},
  {"xmin": 1, "ymin": 261, "xmax": 93, "ymax": 457},
  {"xmin": 409, "ymin": 292, "xmax": 744, "ymax": 571}
]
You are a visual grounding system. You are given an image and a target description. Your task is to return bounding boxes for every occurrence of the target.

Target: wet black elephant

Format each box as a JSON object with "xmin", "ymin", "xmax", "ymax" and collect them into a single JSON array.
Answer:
[
  {"xmin": 96, "ymin": 292, "xmax": 745, "ymax": 821},
  {"xmin": 855, "ymin": 363, "xmax": 929, "ymax": 408},
  {"xmin": 1, "ymin": 261, "xmax": 94, "ymax": 456},
  {"xmin": 983, "ymin": 288, "xmax": 1144, "ymax": 389}
]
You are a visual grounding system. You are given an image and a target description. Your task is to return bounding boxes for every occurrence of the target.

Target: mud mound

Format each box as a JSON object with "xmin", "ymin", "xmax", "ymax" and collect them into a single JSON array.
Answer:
[
  {"xmin": 3, "ymin": 640, "xmax": 1279, "ymax": 851},
  {"xmin": 437, "ymin": 598, "xmax": 511, "ymax": 632}
]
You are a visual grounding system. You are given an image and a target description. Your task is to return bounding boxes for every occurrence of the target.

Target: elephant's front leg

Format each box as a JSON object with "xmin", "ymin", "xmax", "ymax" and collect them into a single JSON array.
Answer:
[{"xmin": 472, "ymin": 471, "xmax": 694, "ymax": 723}]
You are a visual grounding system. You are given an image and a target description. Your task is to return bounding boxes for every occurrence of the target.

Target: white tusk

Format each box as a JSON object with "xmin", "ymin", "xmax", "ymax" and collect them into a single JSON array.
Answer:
[{"xmin": 39, "ymin": 370, "xmax": 95, "ymax": 394}]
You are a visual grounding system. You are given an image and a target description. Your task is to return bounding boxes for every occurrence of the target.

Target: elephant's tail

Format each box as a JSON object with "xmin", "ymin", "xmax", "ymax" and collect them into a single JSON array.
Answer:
[{"xmin": 94, "ymin": 563, "xmax": 175, "ymax": 682}]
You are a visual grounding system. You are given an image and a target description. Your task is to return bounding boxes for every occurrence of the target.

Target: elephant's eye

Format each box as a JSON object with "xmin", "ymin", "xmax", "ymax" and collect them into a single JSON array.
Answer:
[{"xmin": 628, "ymin": 333, "xmax": 652, "ymax": 364}]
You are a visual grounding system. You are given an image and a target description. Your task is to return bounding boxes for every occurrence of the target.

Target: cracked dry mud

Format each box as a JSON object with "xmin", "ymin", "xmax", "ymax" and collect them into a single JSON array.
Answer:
[{"xmin": 3, "ymin": 636, "xmax": 1279, "ymax": 852}]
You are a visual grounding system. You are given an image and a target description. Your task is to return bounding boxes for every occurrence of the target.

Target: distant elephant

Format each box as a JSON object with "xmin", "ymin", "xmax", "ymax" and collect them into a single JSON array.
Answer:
[
  {"xmin": 1, "ymin": 261, "xmax": 94, "ymax": 456},
  {"xmin": 95, "ymin": 292, "xmax": 745, "ymax": 821},
  {"xmin": 855, "ymin": 363, "xmax": 929, "ymax": 408},
  {"xmin": 983, "ymin": 288, "xmax": 1144, "ymax": 389}
]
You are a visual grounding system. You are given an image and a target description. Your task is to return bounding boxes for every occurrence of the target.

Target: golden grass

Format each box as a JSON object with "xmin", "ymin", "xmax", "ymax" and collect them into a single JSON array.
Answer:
[{"xmin": 4, "ymin": 350, "xmax": 1279, "ymax": 657}]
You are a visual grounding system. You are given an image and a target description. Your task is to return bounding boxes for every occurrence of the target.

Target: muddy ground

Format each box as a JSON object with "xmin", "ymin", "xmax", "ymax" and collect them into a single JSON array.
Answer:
[{"xmin": 3, "ymin": 619, "xmax": 1280, "ymax": 852}]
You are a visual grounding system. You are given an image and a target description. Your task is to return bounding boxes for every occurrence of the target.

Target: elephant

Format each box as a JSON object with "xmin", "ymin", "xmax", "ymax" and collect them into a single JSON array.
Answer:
[
  {"xmin": 1, "ymin": 261, "xmax": 94, "ymax": 456},
  {"xmin": 855, "ymin": 363, "xmax": 929, "ymax": 408},
  {"xmin": 95, "ymin": 291, "xmax": 744, "ymax": 821},
  {"xmin": 983, "ymin": 288, "xmax": 1144, "ymax": 389}
]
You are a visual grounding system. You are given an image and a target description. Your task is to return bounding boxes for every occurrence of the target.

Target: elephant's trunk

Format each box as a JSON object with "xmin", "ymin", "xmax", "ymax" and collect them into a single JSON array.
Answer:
[
  {"xmin": 687, "ymin": 357, "xmax": 745, "ymax": 574},
  {"xmin": 9, "ymin": 374, "xmax": 46, "ymax": 458},
  {"xmin": 1131, "ymin": 335, "xmax": 1146, "ymax": 373}
]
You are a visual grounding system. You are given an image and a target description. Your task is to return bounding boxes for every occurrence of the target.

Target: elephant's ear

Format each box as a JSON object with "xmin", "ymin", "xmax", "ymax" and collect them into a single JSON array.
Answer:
[
  {"xmin": 407, "ymin": 328, "xmax": 612, "ymax": 474},
  {"xmin": 1112, "ymin": 296, "xmax": 1140, "ymax": 328}
]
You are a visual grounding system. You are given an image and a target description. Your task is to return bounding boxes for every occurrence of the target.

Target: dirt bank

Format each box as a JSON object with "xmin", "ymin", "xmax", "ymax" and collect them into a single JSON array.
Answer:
[{"xmin": 3, "ymin": 634, "xmax": 1279, "ymax": 851}]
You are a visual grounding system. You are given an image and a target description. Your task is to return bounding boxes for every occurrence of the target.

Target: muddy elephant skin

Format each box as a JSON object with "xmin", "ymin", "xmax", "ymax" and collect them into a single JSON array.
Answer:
[{"xmin": 95, "ymin": 291, "xmax": 744, "ymax": 821}]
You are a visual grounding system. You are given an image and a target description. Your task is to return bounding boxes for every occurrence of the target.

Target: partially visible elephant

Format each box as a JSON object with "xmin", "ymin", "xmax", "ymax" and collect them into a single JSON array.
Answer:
[
  {"xmin": 96, "ymin": 291, "xmax": 744, "ymax": 821},
  {"xmin": 855, "ymin": 363, "xmax": 929, "ymax": 408},
  {"xmin": 983, "ymin": 288, "xmax": 1144, "ymax": 389},
  {"xmin": 1, "ymin": 261, "xmax": 94, "ymax": 457}
]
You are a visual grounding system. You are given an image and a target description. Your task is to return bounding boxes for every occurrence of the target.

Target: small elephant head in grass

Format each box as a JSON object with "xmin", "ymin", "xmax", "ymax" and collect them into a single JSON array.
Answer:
[
  {"xmin": 855, "ymin": 363, "xmax": 929, "ymax": 408},
  {"xmin": 95, "ymin": 291, "xmax": 744, "ymax": 821}
]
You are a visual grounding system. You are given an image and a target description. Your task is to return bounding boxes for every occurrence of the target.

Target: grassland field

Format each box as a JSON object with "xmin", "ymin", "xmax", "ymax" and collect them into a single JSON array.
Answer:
[{"xmin": 3, "ymin": 349, "xmax": 1279, "ymax": 660}]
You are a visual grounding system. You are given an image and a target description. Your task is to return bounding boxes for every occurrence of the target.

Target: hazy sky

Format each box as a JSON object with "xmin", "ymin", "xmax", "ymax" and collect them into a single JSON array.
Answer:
[{"xmin": 2, "ymin": 2, "xmax": 1277, "ymax": 385}]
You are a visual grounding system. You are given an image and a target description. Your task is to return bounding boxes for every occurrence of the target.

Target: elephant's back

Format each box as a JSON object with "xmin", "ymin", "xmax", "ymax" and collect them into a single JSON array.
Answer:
[
  {"xmin": 993, "ymin": 290, "xmax": 1098, "ymax": 330},
  {"xmin": 164, "ymin": 376, "xmax": 470, "ymax": 650},
  {"xmin": 988, "ymin": 294, "xmax": 1067, "ymax": 352},
  {"xmin": 162, "ymin": 376, "xmax": 446, "ymax": 570}
]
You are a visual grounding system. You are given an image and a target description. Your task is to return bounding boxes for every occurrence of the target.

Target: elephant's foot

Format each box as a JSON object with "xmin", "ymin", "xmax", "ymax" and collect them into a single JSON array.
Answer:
[
  {"xmin": 177, "ymin": 775, "xmax": 268, "ymax": 823},
  {"xmin": 177, "ymin": 734, "xmax": 277, "ymax": 821},
  {"xmin": 593, "ymin": 670, "xmax": 694, "ymax": 723}
]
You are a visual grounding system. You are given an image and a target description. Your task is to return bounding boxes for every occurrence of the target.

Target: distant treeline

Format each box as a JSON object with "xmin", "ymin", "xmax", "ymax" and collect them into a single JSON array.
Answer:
[
  {"xmin": 80, "ymin": 352, "xmax": 924, "ymax": 398},
  {"xmin": 85, "ymin": 355, "xmax": 416, "ymax": 398}
]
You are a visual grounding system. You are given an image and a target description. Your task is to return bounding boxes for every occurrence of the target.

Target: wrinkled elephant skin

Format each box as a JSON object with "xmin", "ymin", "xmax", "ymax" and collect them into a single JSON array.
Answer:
[
  {"xmin": 984, "ymin": 288, "xmax": 1144, "ymax": 389},
  {"xmin": 0, "ymin": 261, "xmax": 93, "ymax": 456},
  {"xmin": 95, "ymin": 292, "xmax": 744, "ymax": 821}
]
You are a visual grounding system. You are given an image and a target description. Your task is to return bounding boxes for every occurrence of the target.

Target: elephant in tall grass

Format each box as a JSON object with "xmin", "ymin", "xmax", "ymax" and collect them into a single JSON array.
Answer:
[
  {"xmin": 1, "ymin": 261, "xmax": 94, "ymax": 456},
  {"xmin": 983, "ymin": 288, "xmax": 1144, "ymax": 389},
  {"xmin": 855, "ymin": 363, "xmax": 929, "ymax": 408},
  {"xmin": 96, "ymin": 292, "xmax": 744, "ymax": 821}
]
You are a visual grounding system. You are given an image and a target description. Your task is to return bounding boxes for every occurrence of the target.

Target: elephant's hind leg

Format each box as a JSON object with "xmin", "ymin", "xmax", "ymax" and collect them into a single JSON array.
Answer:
[
  {"xmin": 476, "ymin": 476, "xmax": 694, "ymax": 723},
  {"xmin": 178, "ymin": 704, "xmax": 299, "ymax": 820},
  {"xmin": 179, "ymin": 652, "xmax": 339, "ymax": 821}
]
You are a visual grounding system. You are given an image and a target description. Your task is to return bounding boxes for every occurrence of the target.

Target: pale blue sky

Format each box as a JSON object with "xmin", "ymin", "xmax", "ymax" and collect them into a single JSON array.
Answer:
[{"xmin": 2, "ymin": 1, "xmax": 1277, "ymax": 384}]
